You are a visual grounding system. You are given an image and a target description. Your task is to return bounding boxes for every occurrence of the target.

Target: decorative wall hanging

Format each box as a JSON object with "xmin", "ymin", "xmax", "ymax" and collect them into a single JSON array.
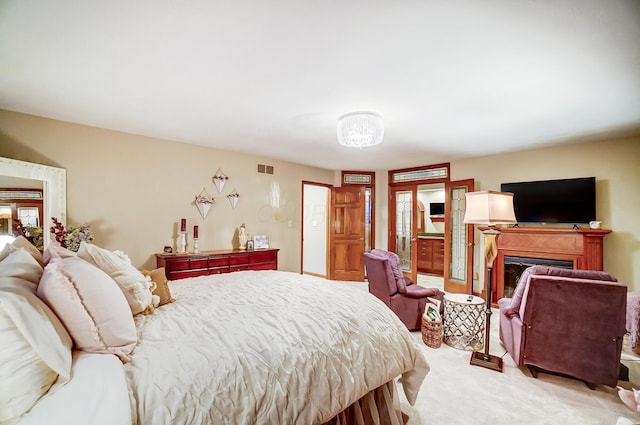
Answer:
[
  {"xmin": 212, "ymin": 169, "xmax": 228, "ymax": 194},
  {"xmin": 195, "ymin": 188, "xmax": 215, "ymax": 219},
  {"xmin": 227, "ymin": 189, "xmax": 240, "ymax": 210}
]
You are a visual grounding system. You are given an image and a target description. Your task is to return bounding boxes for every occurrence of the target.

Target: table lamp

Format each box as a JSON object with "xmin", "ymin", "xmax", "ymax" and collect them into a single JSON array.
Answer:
[{"xmin": 463, "ymin": 190, "xmax": 517, "ymax": 372}]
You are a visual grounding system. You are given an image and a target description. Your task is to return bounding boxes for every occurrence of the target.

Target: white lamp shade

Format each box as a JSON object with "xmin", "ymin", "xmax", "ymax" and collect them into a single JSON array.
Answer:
[
  {"xmin": 463, "ymin": 190, "xmax": 517, "ymax": 225},
  {"xmin": 337, "ymin": 111, "xmax": 384, "ymax": 148}
]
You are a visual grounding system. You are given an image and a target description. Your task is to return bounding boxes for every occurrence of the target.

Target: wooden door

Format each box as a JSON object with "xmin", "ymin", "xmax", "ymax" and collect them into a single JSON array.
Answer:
[
  {"xmin": 443, "ymin": 179, "xmax": 475, "ymax": 294},
  {"xmin": 329, "ymin": 186, "xmax": 365, "ymax": 281},
  {"xmin": 388, "ymin": 185, "xmax": 418, "ymax": 284}
]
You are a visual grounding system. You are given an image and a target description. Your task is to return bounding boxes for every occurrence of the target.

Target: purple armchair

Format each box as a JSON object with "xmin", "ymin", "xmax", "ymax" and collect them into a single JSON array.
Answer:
[
  {"xmin": 498, "ymin": 266, "xmax": 627, "ymax": 389},
  {"xmin": 364, "ymin": 249, "xmax": 444, "ymax": 330}
]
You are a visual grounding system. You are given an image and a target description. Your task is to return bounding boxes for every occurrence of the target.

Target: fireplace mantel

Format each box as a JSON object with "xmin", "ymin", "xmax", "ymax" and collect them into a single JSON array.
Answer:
[{"xmin": 480, "ymin": 227, "xmax": 612, "ymax": 303}]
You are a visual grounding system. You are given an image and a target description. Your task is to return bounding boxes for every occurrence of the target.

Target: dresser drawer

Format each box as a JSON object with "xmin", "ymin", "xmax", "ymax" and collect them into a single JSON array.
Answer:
[
  {"xmin": 169, "ymin": 269, "xmax": 208, "ymax": 280},
  {"xmin": 190, "ymin": 258, "xmax": 209, "ymax": 269},
  {"xmin": 229, "ymin": 254, "xmax": 250, "ymax": 265},
  {"xmin": 209, "ymin": 256, "xmax": 230, "ymax": 267},
  {"xmin": 168, "ymin": 258, "xmax": 190, "ymax": 271},
  {"xmin": 249, "ymin": 250, "xmax": 277, "ymax": 263}
]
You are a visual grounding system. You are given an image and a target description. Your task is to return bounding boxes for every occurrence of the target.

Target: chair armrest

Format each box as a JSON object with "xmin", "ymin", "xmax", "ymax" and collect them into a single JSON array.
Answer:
[
  {"xmin": 498, "ymin": 297, "xmax": 519, "ymax": 318},
  {"xmin": 404, "ymin": 285, "xmax": 442, "ymax": 299}
]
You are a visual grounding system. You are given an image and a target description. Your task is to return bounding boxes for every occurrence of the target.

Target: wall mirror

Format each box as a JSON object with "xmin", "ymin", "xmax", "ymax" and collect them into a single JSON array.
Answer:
[{"xmin": 0, "ymin": 157, "xmax": 66, "ymax": 248}]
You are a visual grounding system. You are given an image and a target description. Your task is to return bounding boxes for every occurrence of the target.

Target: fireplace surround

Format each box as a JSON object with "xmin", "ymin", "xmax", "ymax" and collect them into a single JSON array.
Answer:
[
  {"xmin": 503, "ymin": 256, "xmax": 573, "ymax": 298},
  {"xmin": 480, "ymin": 227, "xmax": 612, "ymax": 303}
]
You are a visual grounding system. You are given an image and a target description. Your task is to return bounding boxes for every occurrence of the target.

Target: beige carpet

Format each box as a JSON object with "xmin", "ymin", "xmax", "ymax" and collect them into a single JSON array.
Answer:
[
  {"xmin": 348, "ymin": 274, "xmax": 638, "ymax": 423},
  {"xmin": 397, "ymin": 315, "xmax": 640, "ymax": 425}
]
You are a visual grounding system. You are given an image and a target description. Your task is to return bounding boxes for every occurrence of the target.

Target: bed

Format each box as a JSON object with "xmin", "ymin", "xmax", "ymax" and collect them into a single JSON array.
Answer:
[{"xmin": 2, "ymin": 240, "xmax": 429, "ymax": 425}]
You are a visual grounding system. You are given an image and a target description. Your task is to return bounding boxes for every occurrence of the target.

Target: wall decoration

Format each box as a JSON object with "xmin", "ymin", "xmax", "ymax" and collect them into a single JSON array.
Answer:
[
  {"xmin": 253, "ymin": 235, "xmax": 269, "ymax": 249},
  {"xmin": 195, "ymin": 188, "xmax": 215, "ymax": 219},
  {"xmin": 227, "ymin": 189, "xmax": 240, "ymax": 209},
  {"xmin": 212, "ymin": 168, "xmax": 228, "ymax": 194}
]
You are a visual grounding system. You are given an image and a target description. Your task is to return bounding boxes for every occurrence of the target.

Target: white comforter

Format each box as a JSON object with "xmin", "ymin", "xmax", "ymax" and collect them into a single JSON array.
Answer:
[{"xmin": 124, "ymin": 270, "xmax": 429, "ymax": 424}]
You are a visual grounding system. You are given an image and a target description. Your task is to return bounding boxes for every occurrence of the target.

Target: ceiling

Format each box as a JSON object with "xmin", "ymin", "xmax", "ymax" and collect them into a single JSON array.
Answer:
[{"xmin": 1, "ymin": 0, "xmax": 639, "ymax": 171}]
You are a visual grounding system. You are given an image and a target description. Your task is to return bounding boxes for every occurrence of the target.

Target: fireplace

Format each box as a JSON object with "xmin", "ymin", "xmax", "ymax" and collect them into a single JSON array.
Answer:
[
  {"xmin": 503, "ymin": 256, "xmax": 573, "ymax": 298},
  {"xmin": 482, "ymin": 227, "xmax": 611, "ymax": 304}
]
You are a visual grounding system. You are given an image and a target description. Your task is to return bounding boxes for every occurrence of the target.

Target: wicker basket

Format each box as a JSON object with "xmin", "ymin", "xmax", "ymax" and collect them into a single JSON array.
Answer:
[{"xmin": 421, "ymin": 315, "xmax": 443, "ymax": 348}]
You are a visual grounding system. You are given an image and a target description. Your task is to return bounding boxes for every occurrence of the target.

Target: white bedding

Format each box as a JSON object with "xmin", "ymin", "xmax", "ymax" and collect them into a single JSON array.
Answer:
[
  {"xmin": 17, "ymin": 351, "xmax": 131, "ymax": 425},
  {"xmin": 125, "ymin": 270, "xmax": 429, "ymax": 424}
]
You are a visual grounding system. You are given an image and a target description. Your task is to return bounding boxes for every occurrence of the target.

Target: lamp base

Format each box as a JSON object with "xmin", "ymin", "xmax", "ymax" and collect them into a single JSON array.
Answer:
[{"xmin": 470, "ymin": 351, "xmax": 503, "ymax": 372}]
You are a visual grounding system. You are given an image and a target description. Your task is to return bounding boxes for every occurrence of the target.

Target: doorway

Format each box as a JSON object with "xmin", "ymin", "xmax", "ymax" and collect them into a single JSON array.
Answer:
[
  {"xmin": 301, "ymin": 182, "xmax": 331, "ymax": 278},
  {"xmin": 416, "ymin": 184, "xmax": 445, "ymax": 291},
  {"xmin": 388, "ymin": 164, "xmax": 475, "ymax": 295},
  {"xmin": 302, "ymin": 172, "xmax": 375, "ymax": 281}
]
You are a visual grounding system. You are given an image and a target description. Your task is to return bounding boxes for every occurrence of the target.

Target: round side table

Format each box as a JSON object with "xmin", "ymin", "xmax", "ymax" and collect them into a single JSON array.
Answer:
[{"xmin": 443, "ymin": 293, "xmax": 485, "ymax": 351}]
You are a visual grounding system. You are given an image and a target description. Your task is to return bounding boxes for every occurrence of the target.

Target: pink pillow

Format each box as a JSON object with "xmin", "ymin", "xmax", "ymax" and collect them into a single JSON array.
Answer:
[
  {"xmin": 42, "ymin": 243, "xmax": 77, "ymax": 265},
  {"xmin": 37, "ymin": 257, "xmax": 137, "ymax": 362}
]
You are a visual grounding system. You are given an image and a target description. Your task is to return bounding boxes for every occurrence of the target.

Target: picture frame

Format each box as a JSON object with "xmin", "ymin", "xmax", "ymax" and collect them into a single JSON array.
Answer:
[
  {"xmin": 246, "ymin": 240, "xmax": 254, "ymax": 250},
  {"xmin": 253, "ymin": 235, "xmax": 269, "ymax": 249}
]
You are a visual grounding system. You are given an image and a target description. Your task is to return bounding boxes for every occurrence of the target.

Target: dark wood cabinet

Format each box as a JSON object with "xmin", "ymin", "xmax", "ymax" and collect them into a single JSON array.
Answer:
[
  {"xmin": 156, "ymin": 248, "xmax": 279, "ymax": 280},
  {"xmin": 417, "ymin": 238, "xmax": 444, "ymax": 275}
]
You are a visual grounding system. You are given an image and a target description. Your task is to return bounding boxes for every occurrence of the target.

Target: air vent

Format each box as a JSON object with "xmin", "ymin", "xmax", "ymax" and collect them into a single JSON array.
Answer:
[{"xmin": 257, "ymin": 164, "xmax": 274, "ymax": 175}]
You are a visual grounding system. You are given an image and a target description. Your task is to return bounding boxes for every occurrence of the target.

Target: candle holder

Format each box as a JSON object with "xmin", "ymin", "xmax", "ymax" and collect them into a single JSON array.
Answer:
[
  {"xmin": 193, "ymin": 238, "xmax": 200, "ymax": 254},
  {"xmin": 178, "ymin": 231, "xmax": 187, "ymax": 253}
]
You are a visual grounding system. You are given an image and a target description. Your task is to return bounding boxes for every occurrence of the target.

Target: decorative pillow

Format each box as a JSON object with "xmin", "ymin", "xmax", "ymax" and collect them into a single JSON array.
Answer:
[
  {"xmin": 0, "ymin": 248, "xmax": 43, "ymax": 289},
  {"xmin": 43, "ymin": 243, "xmax": 77, "ymax": 265},
  {"xmin": 0, "ymin": 235, "xmax": 43, "ymax": 266},
  {"xmin": 37, "ymin": 257, "xmax": 137, "ymax": 362},
  {"xmin": 141, "ymin": 268, "xmax": 175, "ymax": 307},
  {"xmin": 0, "ymin": 274, "xmax": 72, "ymax": 424},
  {"xmin": 76, "ymin": 242, "xmax": 153, "ymax": 315}
]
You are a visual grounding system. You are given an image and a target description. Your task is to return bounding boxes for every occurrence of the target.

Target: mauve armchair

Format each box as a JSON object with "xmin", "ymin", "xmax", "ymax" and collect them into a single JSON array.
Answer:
[
  {"xmin": 498, "ymin": 265, "xmax": 627, "ymax": 389},
  {"xmin": 364, "ymin": 249, "xmax": 444, "ymax": 330}
]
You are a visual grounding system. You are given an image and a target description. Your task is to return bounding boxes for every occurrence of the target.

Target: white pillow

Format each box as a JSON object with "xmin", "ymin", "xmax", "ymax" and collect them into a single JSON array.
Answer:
[
  {"xmin": 37, "ymin": 257, "xmax": 137, "ymax": 362},
  {"xmin": 0, "ymin": 248, "xmax": 43, "ymax": 289},
  {"xmin": 76, "ymin": 242, "xmax": 153, "ymax": 315},
  {"xmin": 0, "ymin": 235, "xmax": 43, "ymax": 266},
  {"xmin": 0, "ymin": 255, "xmax": 72, "ymax": 424}
]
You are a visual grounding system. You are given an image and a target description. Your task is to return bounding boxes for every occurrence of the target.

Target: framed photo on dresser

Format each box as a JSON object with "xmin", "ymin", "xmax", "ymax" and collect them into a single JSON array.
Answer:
[{"xmin": 253, "ymin": 235, "xmax": 269, "ymax": 249}]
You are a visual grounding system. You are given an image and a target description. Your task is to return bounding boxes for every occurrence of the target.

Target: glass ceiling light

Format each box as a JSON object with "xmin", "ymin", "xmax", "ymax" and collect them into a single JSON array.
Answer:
[{"xmin": 337, "ymin": 111, "xmax": 384, "ymax": 148}]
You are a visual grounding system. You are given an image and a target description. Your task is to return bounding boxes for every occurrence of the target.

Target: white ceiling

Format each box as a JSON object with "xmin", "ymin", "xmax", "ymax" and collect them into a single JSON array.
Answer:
[{"xmin": 1, "ymin": 0, "xmax": 639, "ymax": 171}]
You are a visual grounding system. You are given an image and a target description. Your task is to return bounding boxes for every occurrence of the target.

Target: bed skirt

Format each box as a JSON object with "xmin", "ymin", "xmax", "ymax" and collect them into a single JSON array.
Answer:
[{"xmin": 323, "ymin": 380, "xmax": 405, "ymax": 425}]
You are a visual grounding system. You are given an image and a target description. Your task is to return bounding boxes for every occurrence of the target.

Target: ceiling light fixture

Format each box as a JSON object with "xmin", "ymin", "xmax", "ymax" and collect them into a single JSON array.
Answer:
[{"xmin": 337, "ymin": 111, "xmax": 384, "ymax": 148}]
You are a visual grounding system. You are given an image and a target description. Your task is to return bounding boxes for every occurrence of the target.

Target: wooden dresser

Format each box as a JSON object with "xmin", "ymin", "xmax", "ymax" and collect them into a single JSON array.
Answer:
[
  {"xmin": 156, "ymin": 248, "xmax": 279, "ymax": 280},
  {"xmin": 417, "ymin": 237, "xmax": 444, "ymax": 275}
]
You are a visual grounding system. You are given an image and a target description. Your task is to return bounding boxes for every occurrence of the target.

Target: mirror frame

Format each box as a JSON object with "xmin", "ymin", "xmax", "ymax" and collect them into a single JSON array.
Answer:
[{"xmin": 0, "ymin": 157, "xmax": 66, "ymax": 248}]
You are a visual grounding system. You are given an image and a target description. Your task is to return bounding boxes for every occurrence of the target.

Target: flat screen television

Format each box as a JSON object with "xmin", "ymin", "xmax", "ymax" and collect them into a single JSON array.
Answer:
[
  {"xmin": 429, "ymin": 202, "xmax": 445, "ymax": 216},
  {"xmin": 500, "ymin": 177, "xmax": 596, "ymax": 224}
]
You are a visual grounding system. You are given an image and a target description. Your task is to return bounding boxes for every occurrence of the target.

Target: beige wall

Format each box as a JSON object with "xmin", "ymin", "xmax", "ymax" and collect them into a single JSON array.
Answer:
[
  {"xmin": 375, "ymin": 137, "xmax": 640, "ymax": 290},
  {"xmin": 2, "ymin": 109, "xmax": 639, "ymax": 290},
  {"xmin": 451, "ymin": 138, "xmax": 640, "ymax": 290},
  {"xmin": 0, "ymin": 109, "xmax": 334, "ymax": 271}
]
